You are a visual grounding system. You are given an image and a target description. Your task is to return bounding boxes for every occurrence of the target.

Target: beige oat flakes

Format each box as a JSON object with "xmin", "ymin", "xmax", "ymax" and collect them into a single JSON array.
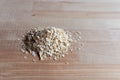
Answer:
[{"xmin": 21, "ymin": 27, "xmax": 72, "ymax": 61}]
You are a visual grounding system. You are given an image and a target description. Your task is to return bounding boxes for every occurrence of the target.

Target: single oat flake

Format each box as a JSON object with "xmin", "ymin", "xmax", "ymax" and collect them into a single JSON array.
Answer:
[{"xmin": 21, "ymin": 27, "xmax": 72, "ymax": 61}]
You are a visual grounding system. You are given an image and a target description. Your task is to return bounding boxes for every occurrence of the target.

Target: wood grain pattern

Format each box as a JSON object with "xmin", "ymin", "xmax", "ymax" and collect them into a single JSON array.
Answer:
[{"xmin": 1, "ymin": 0, "xmax": 120, "ymax": 80}]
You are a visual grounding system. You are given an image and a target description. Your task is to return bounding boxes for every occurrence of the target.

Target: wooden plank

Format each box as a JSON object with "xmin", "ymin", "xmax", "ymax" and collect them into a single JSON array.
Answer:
[
  {"xmin": 1, "ymin": 0, "xmax": 120, "ymax": 80},
  {"xmin": 33, "ymin": 1, "xmax": 120, "ymax": 12}
]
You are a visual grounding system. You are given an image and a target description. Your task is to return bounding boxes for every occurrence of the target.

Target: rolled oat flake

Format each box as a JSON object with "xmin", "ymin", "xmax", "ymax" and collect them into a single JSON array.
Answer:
[{"xmin": 21, "ymin": 27, "xmax": 72, "ymax": 61}]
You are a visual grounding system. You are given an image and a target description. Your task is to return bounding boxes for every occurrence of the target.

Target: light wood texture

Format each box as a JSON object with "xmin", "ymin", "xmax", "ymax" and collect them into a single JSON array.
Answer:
[{"xmin": 1, "ymin": 0, "xmax": 120, "ymax": 80}]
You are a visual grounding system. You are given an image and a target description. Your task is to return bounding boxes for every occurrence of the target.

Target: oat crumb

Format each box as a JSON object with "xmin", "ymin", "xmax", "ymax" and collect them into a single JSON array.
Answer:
[
  {"xmin": 65, "ymin": 62, "xmax": 69, "ymax": 64},
  {"xmin": 24, "ymin": 56, "xmax": 27, "ymax": 59},
  {"xmin": 32, "ymin": 59, "xmax": 36, "ymax": 63}
]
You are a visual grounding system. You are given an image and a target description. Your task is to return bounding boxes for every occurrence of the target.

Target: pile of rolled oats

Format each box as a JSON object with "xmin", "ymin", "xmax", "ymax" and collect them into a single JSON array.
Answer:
[{"xmin": 21, "ymin": 27, "xmax": 72, "ymax": 60}]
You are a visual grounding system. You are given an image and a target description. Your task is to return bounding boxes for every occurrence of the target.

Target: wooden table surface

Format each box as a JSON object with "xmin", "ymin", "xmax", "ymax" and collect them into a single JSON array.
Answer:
[{"xmin": 1, "ymin": 0, "xmax": 120, "ymax": 80}]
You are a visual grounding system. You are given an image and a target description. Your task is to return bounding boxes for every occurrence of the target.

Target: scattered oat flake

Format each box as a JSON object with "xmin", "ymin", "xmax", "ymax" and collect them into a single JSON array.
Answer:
[
  {"xmin": 17, "ymin": 38, "xmax": 20, "ymax": 41},
  {"xmin": 24, "ymin": 56, "xmax": 27, "ymax": 59},
  {"xmin": 65, "ymin": 62, "xmax": 69, "ymax": 64},
  {"xmin": 20, "ymin": 49, "xmax": 25, "ymax": 53},
  {"xmin": 32, "ymin": 59, "xmax": 36, "ymax": 63},
  {"xmin": 78, "ymin": 48, "xmax": 81, "ymax": 50},
  {"xmin": 62, "ymin": 54, "xmax": 65, "ymax": 57},
  {"xmin": 25, "ymin": 51, "xmax": 29, "ymax": 54}
]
